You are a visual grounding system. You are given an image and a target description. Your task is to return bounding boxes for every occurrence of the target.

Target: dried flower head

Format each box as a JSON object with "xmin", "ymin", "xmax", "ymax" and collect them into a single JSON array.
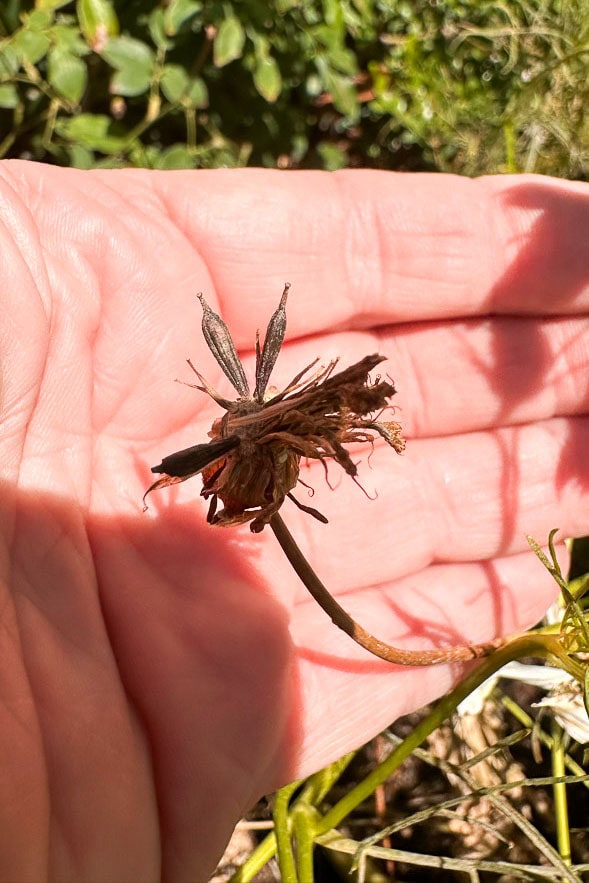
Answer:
[
  {"xmin": 144, "ymin": 284, "xmax": 405, "ymax": 533},
  {"xmin": 143, "ymin": 287, "xmax": 516, "ymax": 667}
]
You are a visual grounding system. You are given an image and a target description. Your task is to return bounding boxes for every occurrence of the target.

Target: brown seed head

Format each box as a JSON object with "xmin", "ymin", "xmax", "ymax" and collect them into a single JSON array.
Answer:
[{"xmin": 145, "ymin": 286, "xmax": 405, "ymax": 532}]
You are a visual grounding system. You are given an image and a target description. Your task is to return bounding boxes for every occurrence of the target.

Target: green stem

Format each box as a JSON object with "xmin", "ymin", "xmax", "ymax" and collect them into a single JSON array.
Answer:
[
  {"xmin": 230, "ymin": 635, "xmax": 580, "ymax": 881},
  {"xmin": 552, "ymin": 721, "xmax": 572, "ymax": 864},
  {"xmin": 273, "ymin": 780, "xmax": 300, "ymax": 883},
  {"xmin": 316, "ymin": 633, "xmax": 574, "ymax": 835},
  {"xmin": 293, "ymin": 806, "xmax": 316, "ymax": 883}
]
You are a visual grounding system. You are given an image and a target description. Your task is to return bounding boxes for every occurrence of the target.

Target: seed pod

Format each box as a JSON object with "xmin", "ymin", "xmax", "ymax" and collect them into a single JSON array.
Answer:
[
  {"xmin": 254, "ymin": 282, "xmax": 290, "ymax": 402},
  {"xmin": 198, "ymin": 293, "xmax": 250, "ymax": 397},
  {"xmin": 151, "ymin": 435, "xmax": 240, "ymax": 479}
]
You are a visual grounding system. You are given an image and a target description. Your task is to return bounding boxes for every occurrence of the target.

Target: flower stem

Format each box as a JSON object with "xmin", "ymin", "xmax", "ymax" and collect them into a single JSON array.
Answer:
[{"xmin": 270, "ymin": 512, "xmax": 549, "ymax": 667}]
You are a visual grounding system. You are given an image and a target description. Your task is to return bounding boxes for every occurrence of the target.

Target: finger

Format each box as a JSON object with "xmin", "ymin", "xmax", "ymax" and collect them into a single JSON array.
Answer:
[
  {"xmin": 129, "ymin": 308, "xmax": 589, "ymax": 481},
  {"xmin": 241, "ymin": 312, "xmax": 589, "ymax": 440},
  {"xmin": 254, "ymin": 414, "xmax": 589, "ymax": 597},
  {"xmin": 5, "ymin": 165, "xmax": 586, "ymax": 445},
  {"xmin": 385, "ymin": 314, "xmax": 589, "ymax": 438},
  {"xmin": 5, "ymin": 164, "xmax": 588, "ymax": 353},
  {"xmin": 149, "ymin": 169, "xmax": 589, "ymax": 338}
]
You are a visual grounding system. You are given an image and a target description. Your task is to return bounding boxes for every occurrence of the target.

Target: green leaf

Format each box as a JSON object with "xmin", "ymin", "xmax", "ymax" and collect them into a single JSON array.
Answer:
[
  {"xmin": 77, "ymin": 0, "xmax": 119, "ymax": 50},
  {"xmin": 110, "ymin": 65, "xmax": 152, "ymax": 97},
  {"xmin": 317, "ymin": 141, "xmax": 348, "ymax": 170},
  {"xmin": 24, "ymin": 10, "xmax": 53, "ymax": 30},
  {"xmin": 214, "ymin": 16, "xmax": 245, "ymax": 67},
  {"xmin": 160, "ymin": 64, "xmax": 189, "ymax": 103},
  {"xmin": 34, "ymin": 0, "xmax": 70, "ymax": 10},
  {"xmin": 12, "ymin": 29, "xmax": 50, "ymax": 65},
  {"xmin": 101, "ymin": 36, "xmax": 155, "ymax": 96},
  {"xmin": 163, "ymin": 0, "xmax": 201, "ymax": 36},
  {"xmin": 101, "ymin": 35, "xmax": 154, "ymax": 70},
  {"xmin": 46, "ymin": 24, "xmax": 88, "ymax": 56},
  {"xmin": 0, "ymin": 83, "xmax": 19, "ymax": 108},
  {"xmin": 154, "ymin": 144, "xmax": 198, "ymax": 169},
  {"xmin": 147, "ymin": 9, "xmax": 172, "ymax": 49},
  {"xmin": 253, "ymin": 56, "xmax": 282, "ymax": 103},
  {"xmin": 184, "ymin": 77, "xmax": 208, "ymax": 108},
  {"xmin": 0, "ymin": 44, "xmax": 22, "ymax": 77},
  {"xmin": 48, "ymin": 46, "xmax": 87, "ymax": 104},
  {"xmin": 55, "ymin": 113, "xmax": 127, "ymax": 153},
  {"xmin": 68, "ymin": 144, "xmax": 94, "ymax": 168},
  {"xmin": 319, "ymin": 62, "xmax": 359, "ymax": 120},
  {"xmin": 322, "ymin": 0, "xmax": 344, "ymax": 30},
  {"xmin": 92, "ymin": 157, "xmax": 126, "ymax": 169}
]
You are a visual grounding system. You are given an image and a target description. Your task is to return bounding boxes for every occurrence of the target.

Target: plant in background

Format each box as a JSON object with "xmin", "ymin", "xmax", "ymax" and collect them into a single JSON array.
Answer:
[
  {"xmin": 0, "ymin": 0, "xmax": 587, "ymax": 176},
  {"xmin": 1, "ymin": 3, "xmax": 587, "ymax": 878}
]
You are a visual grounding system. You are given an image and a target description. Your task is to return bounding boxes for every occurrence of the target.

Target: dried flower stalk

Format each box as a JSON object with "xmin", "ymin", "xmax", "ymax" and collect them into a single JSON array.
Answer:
[{"xmin": 145, "ymin": 286, "xmax": 504, "ymax": 666}]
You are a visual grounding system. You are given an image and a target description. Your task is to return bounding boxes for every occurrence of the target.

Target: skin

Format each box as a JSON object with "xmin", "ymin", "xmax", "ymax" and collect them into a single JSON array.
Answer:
[{"xmin": 0, "ymin": 161, "xmax": 588, "ymax": 882}]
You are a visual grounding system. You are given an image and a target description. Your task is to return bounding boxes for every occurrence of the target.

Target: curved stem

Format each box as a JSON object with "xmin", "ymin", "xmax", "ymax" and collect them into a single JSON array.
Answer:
[{"xmin": 270, "ymin": 513, "xmax": 557, "ymax": 667}]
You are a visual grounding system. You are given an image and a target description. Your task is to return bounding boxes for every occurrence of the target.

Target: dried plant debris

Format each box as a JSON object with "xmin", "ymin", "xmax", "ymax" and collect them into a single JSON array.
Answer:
[{"xmin": 144, "ymin": 284, "xmax": 405, "ymax": 532}]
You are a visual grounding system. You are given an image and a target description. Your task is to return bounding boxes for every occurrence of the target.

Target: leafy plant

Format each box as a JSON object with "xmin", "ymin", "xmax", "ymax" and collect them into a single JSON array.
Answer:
[{"xmin": 0, "ymin": 0, "xmax": 587, "ymax": 175}]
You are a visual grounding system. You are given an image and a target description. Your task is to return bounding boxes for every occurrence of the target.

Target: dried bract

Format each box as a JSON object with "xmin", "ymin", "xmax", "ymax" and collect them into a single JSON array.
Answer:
[{"xmin": 145, "ymin": 285, "xmax": 405, "ymax": 532}]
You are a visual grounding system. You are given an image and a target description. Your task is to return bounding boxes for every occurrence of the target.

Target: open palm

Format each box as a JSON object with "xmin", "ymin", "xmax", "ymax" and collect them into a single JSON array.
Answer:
[{"xmin": 1, "ymin": 162, "xmax": 588, "ymax": 881}]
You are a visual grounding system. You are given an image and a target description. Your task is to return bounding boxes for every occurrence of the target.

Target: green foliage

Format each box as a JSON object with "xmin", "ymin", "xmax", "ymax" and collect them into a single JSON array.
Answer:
[{"xmin": 0, "ymin": 0, "xmax": 587, "ymax": 175}]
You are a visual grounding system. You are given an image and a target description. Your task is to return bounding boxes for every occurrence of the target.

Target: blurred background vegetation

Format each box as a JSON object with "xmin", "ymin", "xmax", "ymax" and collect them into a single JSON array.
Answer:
[{"xmin": 0, "ymin": 0, "xmax": 587, "ymax": 177}]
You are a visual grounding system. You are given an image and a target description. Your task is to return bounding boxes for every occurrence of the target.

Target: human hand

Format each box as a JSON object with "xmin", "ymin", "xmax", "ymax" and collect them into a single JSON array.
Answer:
[{"xmin": 1, "ymin": 161, "xmax": 587, "ymax": 881}]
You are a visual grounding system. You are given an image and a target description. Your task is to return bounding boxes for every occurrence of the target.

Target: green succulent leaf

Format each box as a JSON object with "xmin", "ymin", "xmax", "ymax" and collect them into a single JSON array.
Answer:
[
  {"xmin": 0, "ymin": 45, "xmax": 20, "ymax": 78},
  {"xmin": 253, "ymin": 56, "xmax": 282, "ymax": 103},
  {"xmin": 34, "ymin": 0, "xmax": 70, "ymax": 10},
  {"xmin": 24, "ymin": 10, "xmax": 53, "ymax": 29},
  {"xmin": 55, "ymin": 113, "xmax": 127, "ymax": 153},
  {"xmin": 12, "ymin": 29, "xmax": 50, "ymax": 66},
  {"xmin": 184, "ymin": 77, "xmax": 208, "ymax": 108},
  {"xmin": 67, "ymin": 144, "xmax": 94, "ymax": 168},
  {"xmin": 77, "ymin": 0, "xmax": 119, "ymax": 50},
  {"xmin": 164, "ymin": 0, "xmax": 201, "ymax": 36},
  {"xmin": 214, "ymin": 16, "xmax": 245, "ymax": 67},
  {"xmin": 154, "ymin": 144, "xmax": 198, "ymax": 169}
]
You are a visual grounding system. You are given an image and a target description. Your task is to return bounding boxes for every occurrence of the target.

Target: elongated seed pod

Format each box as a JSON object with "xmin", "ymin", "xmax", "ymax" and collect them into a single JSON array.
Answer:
[
  {"xmin": 254, "ymin": 283, "xmax": 290, "ymax": 402},
  {"xmin": 151, "ymin": 435, "xmax": 240, "ymax": 478},
  {"xmin": 197, "ymin": 293, "xmax": 250, "ymax": 397}
]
